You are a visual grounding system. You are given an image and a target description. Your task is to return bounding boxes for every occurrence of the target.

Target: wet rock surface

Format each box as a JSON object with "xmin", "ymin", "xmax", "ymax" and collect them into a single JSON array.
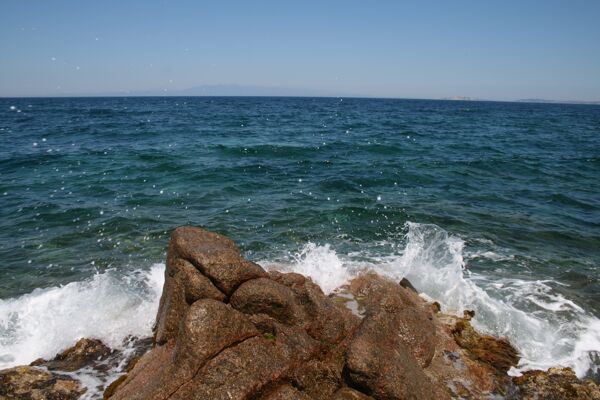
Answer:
[
  {"xmin": 511, "ymin": 367, "xmax": 600, "ymax": 400},
  {"xmin": 30, "ymin": 338, "xmax": 112, "ymax": 372},
  {"xmin": 0, "ymin": 336, "xmax": 152, "ymax": 399},
  {"xmin": 105, "ymin": 226, "xmax": 600, "ymax": 400},
  {"xmin": 2, "ymin": 225, "xmax": 599, "ymax": 399},
  {"xmin": 0, "ymin": 365, "xmax": 85, "ymax": 400}
]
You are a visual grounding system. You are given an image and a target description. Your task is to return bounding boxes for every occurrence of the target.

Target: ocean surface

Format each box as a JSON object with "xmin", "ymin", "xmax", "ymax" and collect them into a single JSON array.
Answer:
[{"xmin": 1, "ymin": 97, "xmax": 599, "ymax": 389}]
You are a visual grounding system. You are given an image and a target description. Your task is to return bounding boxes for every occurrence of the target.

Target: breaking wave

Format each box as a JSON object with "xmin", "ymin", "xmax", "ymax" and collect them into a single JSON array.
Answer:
[{"xmin": 1, "ymin": 222, "xmax": 598, "ymax": 383}]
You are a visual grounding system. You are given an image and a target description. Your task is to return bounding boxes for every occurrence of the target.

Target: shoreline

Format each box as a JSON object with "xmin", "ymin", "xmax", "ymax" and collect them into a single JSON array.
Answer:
[{"xmin": 2, "ymin": 226, "xmax": 598, "ymax": 399}]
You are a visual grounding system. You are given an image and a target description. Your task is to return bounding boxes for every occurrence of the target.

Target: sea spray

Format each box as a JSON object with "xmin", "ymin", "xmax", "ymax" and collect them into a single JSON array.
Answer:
[
  {"xmin": 265, "ymin": 222, "xmax": 600, "ymax": 379},
  {"xmin": 0, "ymin": 263, "xmax": 164, "ymax": 369},
  {"xmin": 0, "ymin": 223, "xmax": 598, "ymax": 382}
]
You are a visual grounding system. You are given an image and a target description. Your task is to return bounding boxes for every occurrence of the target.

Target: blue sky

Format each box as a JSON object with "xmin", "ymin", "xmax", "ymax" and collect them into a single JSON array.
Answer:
[{"xmin": 1, "ymin": 1, "xmax": 599, "ymax": 100}]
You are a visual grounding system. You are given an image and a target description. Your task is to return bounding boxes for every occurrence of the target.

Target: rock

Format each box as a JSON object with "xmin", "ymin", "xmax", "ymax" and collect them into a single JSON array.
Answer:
[
  {"xmin": 31, "ymin": 338, "xmax": 111, "ymax": 372},
  {"xmin": 512, "ymin": 367, "xmax": 600, "ymax": 400},
  {"xmin": 168, "ymin": 336, "xmax": 303, "ymax": 400},
  {"xmin": 290, "ymin": 356, "xmax": 345, "ymax": 400},
  {"xmin": 399, "ymin": 277, "xmax": 417, "ymax": 293},
  {"xmin": 344, "ymin": 311, "xmax": 438, "ymax": 399},
  {"xmin": 110, "ymin": 227, "xmax": 361, "ymax": 400},
  {"xmin": 259, "ymin": 384, "xmax": 313, "ymax": 400},
  {"xmin": 167, "ymin": 226, "xmax": 267, "ymax": 295},
  {"xmin": 230, "ymin": 278, "xmax": 305, "ymax": 325},
  {"xmin": 271, "ymin": 272, "xmax": 359, "ymax": 345},
  {"xmin": 332, "ymin": 387, "xmax": 375, "ymax": 399},
  {"xmin": 344, "ymin": 274, "xmax": 443, "ymax": 399},
  {"xmin": 108, "ymin": 299, "xmax": 261, "ymax": 400},
  {"xmin": 154, "ymin": 226, "xmax": 265, "ymax": 344},
  {"xmin": 349, "ymin": 273, "xmax": 436, "ymax": 368},
  {"xmin": 104, "ymin": 226, "xmax": 597, "ymax": 400},
  {"xmin": 452, "ymin": 318, "xmax": 519, "ymax": 376},
  {"xmin": 0, "ymin": 365, "xmax": 85, "ymax": 399}
]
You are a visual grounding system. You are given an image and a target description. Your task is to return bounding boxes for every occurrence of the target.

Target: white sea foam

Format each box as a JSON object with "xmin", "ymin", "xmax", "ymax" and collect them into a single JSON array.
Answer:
[
  {"xmin": 0, "ymin": 263, "xmax": 164, "ymax": 370},
  {"xmin": 266, "ymin": 222, "xmax": 600, "ymax": 379},
  {"xmin": 1, "ymin": 222, "xmax": 599, "ymax": 385},
  {"xmin": 270, "ymin": 243, "xmax": 351, "ymax": 294}
]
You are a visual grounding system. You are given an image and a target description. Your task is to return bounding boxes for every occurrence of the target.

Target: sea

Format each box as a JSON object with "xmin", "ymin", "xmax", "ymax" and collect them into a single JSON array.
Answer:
[{"xmin": 1, "ymin": 97, "xmax": 599, "ymax": 389}]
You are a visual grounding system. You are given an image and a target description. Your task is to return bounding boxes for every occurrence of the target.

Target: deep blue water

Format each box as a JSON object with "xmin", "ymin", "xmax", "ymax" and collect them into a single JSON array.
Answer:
[{"xmin": 0, "ymin": 97, "xmax": 599, "ymax": 377}]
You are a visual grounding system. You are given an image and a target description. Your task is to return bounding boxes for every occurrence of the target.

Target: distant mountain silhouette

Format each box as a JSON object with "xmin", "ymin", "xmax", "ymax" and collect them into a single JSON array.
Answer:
[{"xmin": 517, "ymin": 98, "xmax": 600, "ymax": 105}]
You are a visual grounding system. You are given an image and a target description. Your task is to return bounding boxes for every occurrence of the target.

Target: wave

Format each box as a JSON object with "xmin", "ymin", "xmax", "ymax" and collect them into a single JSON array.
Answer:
[
  {"xmin": 0, "ymin": 264, "xmax": 164, "ymax": 369},
  {"xmin": 0, "ymin": 222, "xmax": 598, "ymax": 384},
  {"xmin": 263, "ymin": 222, "xmax": 600, "ymax": 380}
]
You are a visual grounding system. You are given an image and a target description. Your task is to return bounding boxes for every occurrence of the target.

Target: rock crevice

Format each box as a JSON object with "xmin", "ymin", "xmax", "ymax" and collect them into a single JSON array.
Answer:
[{"xmin": 2, "ymin": 225, "xmax": 598, "ymax": 400}]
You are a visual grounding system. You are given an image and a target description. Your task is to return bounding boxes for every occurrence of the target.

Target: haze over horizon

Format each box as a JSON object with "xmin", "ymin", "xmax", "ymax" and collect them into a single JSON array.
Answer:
[{"xmin": 1, "ymin": 1, "xmax": 599, "ymax": 101}]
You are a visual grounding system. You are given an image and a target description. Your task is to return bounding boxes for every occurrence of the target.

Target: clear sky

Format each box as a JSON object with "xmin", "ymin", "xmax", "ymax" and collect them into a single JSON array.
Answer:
[{"xmin": 1, "ymin": 1, "xmax": 599, "ymax": 100}]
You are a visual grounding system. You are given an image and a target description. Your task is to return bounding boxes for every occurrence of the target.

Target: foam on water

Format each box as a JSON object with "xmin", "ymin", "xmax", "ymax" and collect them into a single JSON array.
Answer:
[
  {"xmin": 269, "ymin": 222, "xmax": 600, "ymax": 379},
  {"xmin": 0, "ymin": 263, "xmax": 164, "ymax": 369},
  {"xmin": 0, "ymin": 222, "xmax": 598, "ymax": 387}
]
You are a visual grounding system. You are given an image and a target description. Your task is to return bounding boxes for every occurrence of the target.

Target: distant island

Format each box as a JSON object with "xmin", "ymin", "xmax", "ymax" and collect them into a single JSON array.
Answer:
[
  {"xmin": 440, "ymin": 96, "xmax": 480, "ymax": 101},
  {"xmin": 517, "ymin": 98, "xmax": 600, "ymax": 105}
]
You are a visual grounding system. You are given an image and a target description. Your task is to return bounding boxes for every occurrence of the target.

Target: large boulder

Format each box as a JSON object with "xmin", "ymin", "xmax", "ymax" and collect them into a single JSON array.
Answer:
[
  {"xmin": 102, "ymin": 226, "xmax": 600, "ymax": 400},
  {"xmin": 154, "ymin": 226, "xmax": 266, "ymax": 344},
  {"xmin": 108, "ymin": 226, "xmax": 357, "ymax": 400},
  {"xmin": 344, "ymin": 274, "xmax": 442, "ymax": 399}
]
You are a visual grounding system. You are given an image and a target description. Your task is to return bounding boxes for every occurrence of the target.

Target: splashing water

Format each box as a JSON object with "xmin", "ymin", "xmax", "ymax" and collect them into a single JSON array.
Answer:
[
  {"xmin": 0, "ymin": 223, "xmax": 598, "ymax": 383},
  {"xmin": 273, "ymin": 222, "xmax": 600, "ymax": 379},
  {"xmin": 0, "ymin": 263, "xmax": 164, "ymax": 369}
]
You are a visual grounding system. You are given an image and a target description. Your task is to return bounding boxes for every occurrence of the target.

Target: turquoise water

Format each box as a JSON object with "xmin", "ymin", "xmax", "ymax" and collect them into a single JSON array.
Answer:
[{"xmin": 1, "ymin": 97, "xmax": 599, "ymax": 379}]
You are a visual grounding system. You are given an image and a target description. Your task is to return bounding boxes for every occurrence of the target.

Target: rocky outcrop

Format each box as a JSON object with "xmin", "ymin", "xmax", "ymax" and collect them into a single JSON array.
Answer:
[
  {"xmin": 0, "ymin": 335, "xmax": 152, "ymax": 399},
  {"xmin": 109, "ymin": 226, "xmax": 517, "ymax": 400},
  {"xmin": 107, "ymin": 226, "xmax": 360, "ymax": 400},
  {"xmin": 512, "ymin": 367, "xmax": 600, "ymax": 400},
  {"xmin": 102, "ymin": 226, "xmax": 600, "ymax": 400},
  {"xmin": 2, "ymin": 225, "xmax": 599, "ymax": 399},
  {"xmin": 31, "ymin": 338, "xmax": 112, "ymax": 372},
  {"xmin": 0, "ymin": 365, "xmax": 85, "ymax": 399}
]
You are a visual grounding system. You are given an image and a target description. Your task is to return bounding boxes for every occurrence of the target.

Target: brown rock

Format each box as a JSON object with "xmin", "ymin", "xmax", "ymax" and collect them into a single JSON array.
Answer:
[
  {"xmin": 344, "ymin": 309, "xmax": 438, "ymax": 399},
  {"xmin": 290, "ymin": 356, "xmax": 345, "ymax": 400},
  {"xmin": 168, "ymin": 226, "xmax": 267, "ymax": 295},
  {"xmin": 349, "ymin": 273, "xmax": 436, "ymax": 368},
  {"xmin": 512, "ymin": 367, "xmax": 600, "ymax": 400},
  {"xmin": 399, "ymin": 277, "xmax": 418, "ymax": 293},
  {"xmin": 154, "ymin": 226, "xmax": 265, "ymax": 344},
  {"xmin": 230, "ymin": 278, "xmax": 305, "ymax": 325},
  {"xmin": 111, "ymin": 226, "xmax": 559, "ymax": 400},
  {"xmin": 31, "ymin": 337, "xmax": 111, "ymax": 372},
  {"xmin": 344, "ymin": 274, "xmax": 445, "ymax": 399},
  {"xmin": 168, "ymin": 335, "xmax": 311, "ymax": 400},
  {"xmin": 0, "ymin": 365, "xmax": 85, "ymax": 400},
  {"xmin": 109, "ymin": 299, "xmax": 259, "ymax": 400},
  {"xmin": 271, "ymin": 272, "xmax": 359, "ymax": 345},
  {"xmin": 173, "ymin": 299, "xmax": 259, "ymax": 371},
  {"xmin": 332, "ymin": 387, "xmax": 374, "ymax": 400},
  {"xmin": 104, "ymin": 342, "xmax": 175, "ymax": 400},
  {"xmin": 452, "ymin": 318, "xmax": 518, "ymax": 376},
  {"xmin": 259, "ymin": 384, "xmax": 313, "ymax": 400}
]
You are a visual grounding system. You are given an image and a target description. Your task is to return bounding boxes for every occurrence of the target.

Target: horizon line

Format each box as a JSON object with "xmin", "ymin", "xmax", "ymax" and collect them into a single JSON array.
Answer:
[{"xmin": 1, "ymin": 94, "xmax": 600, "ymax": 106}]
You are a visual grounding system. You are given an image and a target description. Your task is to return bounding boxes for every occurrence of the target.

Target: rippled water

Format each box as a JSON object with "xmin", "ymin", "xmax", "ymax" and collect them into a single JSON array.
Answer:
[{"xmin": 1, "ymin": 97, "xmax": 599, "ymax": 382}]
